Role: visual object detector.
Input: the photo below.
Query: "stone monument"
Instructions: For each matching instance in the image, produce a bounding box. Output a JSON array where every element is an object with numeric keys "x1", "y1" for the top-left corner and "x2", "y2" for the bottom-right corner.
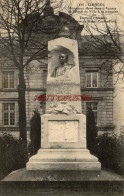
[{"x1": 26, "y1": 37, "x2": 101, "y2": 171}]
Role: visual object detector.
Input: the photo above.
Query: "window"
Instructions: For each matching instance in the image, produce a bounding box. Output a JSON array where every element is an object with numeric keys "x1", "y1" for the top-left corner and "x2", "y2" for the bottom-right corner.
[
  {"x1": 3, "y1": 103, "x2": 15, "y2": 126},
  {"x1": 2, "y1": 71, "x2": 14, "y2": 89},
  {"x1": 86, "y1": 71, "x2": 98, "y2": 87},
  {"x1": 86, "y1": 102, "x2": 98, "y2": 124}
]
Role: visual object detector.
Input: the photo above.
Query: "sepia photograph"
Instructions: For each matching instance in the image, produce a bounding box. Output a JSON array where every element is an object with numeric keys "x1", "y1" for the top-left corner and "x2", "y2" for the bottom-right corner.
[{"x1": 0, "y1": 0, "x2": 124, "y2": 195}]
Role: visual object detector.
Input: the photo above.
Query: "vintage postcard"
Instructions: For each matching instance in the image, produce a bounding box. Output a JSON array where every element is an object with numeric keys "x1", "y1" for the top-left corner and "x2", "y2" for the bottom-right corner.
[{"x1": 0, "y1": 0, "x2": 124, "y2": 195}]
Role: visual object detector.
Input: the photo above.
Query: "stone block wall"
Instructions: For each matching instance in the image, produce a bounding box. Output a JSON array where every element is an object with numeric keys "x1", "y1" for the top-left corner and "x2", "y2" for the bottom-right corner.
[
  {"x1": 0, "y1": 57, "x2": 114, "y2": 134},
  {"x1": 0, "y1": 64, "x2": 19, "y2": 131},
  {"x1": 81, "y1": 90, "x2": 113, "y2": 129},
  {"x1": 79, "y1": 57, "x2": 114, "y2": 132},
  {"x1": 24, "y1": 61, "x2": 47, "y2": 127}
]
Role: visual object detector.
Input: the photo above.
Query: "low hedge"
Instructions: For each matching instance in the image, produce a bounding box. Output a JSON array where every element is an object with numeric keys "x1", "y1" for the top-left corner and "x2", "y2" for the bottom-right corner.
[
  {"x1": 0, "y1": 131, "x2": 123, "y2": 180},
  {"x1": 0, "y1": 132, "x2": 28, "y2": 180},
  {"x1": 93, "y1": 133, "x2": 124, "y2": 175}
]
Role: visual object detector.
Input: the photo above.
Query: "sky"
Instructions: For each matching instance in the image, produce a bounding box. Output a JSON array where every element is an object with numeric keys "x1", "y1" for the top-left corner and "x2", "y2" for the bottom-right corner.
[{"x1": 52, "y1": 0, "x2": 124, "y2": 35}]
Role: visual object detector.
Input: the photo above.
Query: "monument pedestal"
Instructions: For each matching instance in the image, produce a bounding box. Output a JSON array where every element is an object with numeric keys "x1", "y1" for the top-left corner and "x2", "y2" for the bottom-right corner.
[
  {"x1": 27, "y1": 149, "x2": 101, "y2": 170},
  {"x1": 27, "y1": 114, "x2": 101, "y2": 171}
]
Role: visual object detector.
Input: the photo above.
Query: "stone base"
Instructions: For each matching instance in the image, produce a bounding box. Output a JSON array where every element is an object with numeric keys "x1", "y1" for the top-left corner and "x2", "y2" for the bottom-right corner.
[{"x1": 26, "y1": 149, "x2": 101, "y2": 171}]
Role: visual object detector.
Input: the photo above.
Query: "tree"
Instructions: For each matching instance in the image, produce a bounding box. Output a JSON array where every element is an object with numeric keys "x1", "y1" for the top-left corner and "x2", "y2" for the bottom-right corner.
[
  {"x1": 0, "y1": 0, "x2": 50, "y2": 143},
  {"x1": 0, "y1": 0, "x2": 79, "y2": 143},
  {"x1": 83, "y1": 14, "x2": 124, "y2": 84},
  {"x1": 62, "y1": 3, "x2": 124, "y2": 83},
  {"x1": 1, "y1": 0, "x2": 122, "y2": 144}
]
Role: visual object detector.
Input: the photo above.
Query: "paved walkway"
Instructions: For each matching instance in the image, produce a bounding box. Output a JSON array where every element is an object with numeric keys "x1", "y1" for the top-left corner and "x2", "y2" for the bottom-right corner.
[
  {"x1": 0, "y1": 187, "x2": 123, "y2": 196},
  {"x1": 1, "y1": 169, "x2": 124, "y2": 196},
  {"x1": 2, "y1": 168, "x2": 124, "y2": 181}
]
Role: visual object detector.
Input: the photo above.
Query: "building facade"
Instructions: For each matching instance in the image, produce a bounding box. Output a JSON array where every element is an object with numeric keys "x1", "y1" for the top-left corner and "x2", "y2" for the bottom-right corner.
[
  {"x1": 0, "y1": 43, "x2": 115, "y2": 137},
  {"x1": 0, "y1": 8, "x2": 116, "y2": 138}
]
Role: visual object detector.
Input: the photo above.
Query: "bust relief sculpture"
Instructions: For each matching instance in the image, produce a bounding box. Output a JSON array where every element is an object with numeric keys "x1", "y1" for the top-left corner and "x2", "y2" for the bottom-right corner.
[{"x1": 51, "y1": 53, "x2": 74, "y2": 77}]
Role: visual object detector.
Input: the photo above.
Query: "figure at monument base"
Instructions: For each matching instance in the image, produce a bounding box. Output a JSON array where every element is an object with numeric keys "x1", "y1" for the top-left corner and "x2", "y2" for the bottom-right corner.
[{"x1": 26, "y1": 38, "x2": 101, "y2": 171}]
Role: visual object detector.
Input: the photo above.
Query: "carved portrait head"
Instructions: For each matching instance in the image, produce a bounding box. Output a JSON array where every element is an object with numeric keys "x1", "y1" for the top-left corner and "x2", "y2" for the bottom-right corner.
[
  {"x1": 59, "y1": 53, "x2": 68, "y2": 65},
  {"x1": 49, "y1": 45, "x2": 75, "y2": 78}
]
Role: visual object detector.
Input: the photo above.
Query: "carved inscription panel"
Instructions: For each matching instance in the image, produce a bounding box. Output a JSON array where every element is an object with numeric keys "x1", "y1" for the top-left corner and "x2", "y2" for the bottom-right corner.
[{"x1": 48, "y1": 120, "x2": 79, "y2": 142}]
